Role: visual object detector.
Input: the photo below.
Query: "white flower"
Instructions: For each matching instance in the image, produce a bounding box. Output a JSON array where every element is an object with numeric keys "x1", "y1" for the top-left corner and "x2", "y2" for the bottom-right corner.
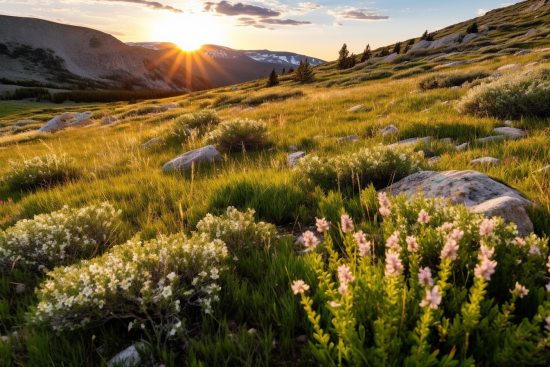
[
  {"x1": 513, "y1": 282, "x2": 529, "y2": 298},
  {"x1": 291, "y1": 280, "x2": 309, "y2": 295},
  {"x1": 419, "y1": 286, "x2": 442, "y2": 309},
  {"x1": 418, "y1": 267, "x2": 433, "y2": 287},
  {"x1": 162, "y1": 286, "x2": 172, "y2": 299},
  {"x1": 529, "y1": 245, "x2": 542, "y2": 256},
  {"x1": 315, "y1": 217, "x2": 330, "y2": 233},
  {"x1": 166, "y1": 272, "x2": 176, "y2": 281}
]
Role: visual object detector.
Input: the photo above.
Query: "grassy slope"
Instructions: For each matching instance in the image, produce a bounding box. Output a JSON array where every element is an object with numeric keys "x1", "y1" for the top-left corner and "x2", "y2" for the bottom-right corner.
[{"x1": 1, "y1": 0, "x2": 550, "y2": 365}]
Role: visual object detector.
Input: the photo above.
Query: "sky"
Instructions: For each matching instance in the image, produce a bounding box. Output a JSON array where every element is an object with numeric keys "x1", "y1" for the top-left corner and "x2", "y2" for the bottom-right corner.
[{"x1": 0, "y1": 0, "x2": 519, "y2": 60}]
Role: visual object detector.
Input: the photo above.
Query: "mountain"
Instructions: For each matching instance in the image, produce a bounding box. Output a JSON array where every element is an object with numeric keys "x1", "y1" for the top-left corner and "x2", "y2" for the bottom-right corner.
[
  {"x1": 126, "y1": 43, "x2": 326, "y2": 86},
  {"x1": 0, "y1": 16, "x2": 213, "y2": 91}
]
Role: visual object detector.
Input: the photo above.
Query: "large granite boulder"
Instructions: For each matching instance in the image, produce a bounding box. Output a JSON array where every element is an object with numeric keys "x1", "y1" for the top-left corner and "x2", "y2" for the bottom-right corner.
[
  {"x1": 288, "y1": 151, "x2": 306, "y2": 168},
  {"x1": 471, "y1": 196, "x2": 533, "y2": 236},
  {"x1": 462, "y1": 33, "x2": 479, "y2": 44},
  {"x1": 498, "y1": 64, "x2": 522, "y2": 71},
  {"x1": 384, "y1": 53, "x2": 398, "y2": 62},
  {"x1": 162, "y1": 145, "x2": 221, "y2": 172},
  {"x1": 409, "y1": 40, "x2": 433, "y2": 52},
  {"x1": 493, "y1": 127, "x2": 526, "y2": 139},
  {"x1": 38, "y1": 113, "x2": 75, "y2": 132},
  {"x1": 429, "y1": 33, "x2": 462, "y2": 49},
  {"x1": 69, "y1": 112, "x2": 92, "y2": 127}
]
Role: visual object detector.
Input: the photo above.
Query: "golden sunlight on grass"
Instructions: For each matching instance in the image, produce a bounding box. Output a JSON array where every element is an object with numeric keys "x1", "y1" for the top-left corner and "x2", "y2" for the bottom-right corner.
[{"x1": 153, "y1": 13, "x2": 225, "y2": 51}]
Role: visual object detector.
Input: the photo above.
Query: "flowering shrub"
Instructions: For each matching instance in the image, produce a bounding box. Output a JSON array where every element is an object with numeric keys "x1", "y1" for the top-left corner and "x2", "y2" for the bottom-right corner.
[
  {"x1": 30, "y1": 233, "x2": 228, "y2": 332},
  {"x1": 456, "y1": 67, "x2": 550, "y2": 118},
  {"x1": 0, "y1": 203, "x2": 121, "y2": 270},
  {"x1": 203, "y1": 118, "x2": 269, "y2": 151},
  {"x1": 292, "y1": 193, "x2": 550, "y2": 365},
  {"x1": 196, "y1": 206, "x2": 276, "y2": 249},
  {"x1": 1, "y1": 154, "x2": 80, "y2": 190},
  {"x1": 295, "y1": 146, "x2": 420, "y2": 190}
]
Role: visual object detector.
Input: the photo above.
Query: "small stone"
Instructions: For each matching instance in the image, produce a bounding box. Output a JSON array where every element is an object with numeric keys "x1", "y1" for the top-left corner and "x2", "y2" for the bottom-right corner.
[
  {"x1": 142, "y1": 137, "x2": 163, "y2": 148},
  {"x1": 347, "y1": 104, "x2": 365, "y2": 112},
  {"x1": 288, "y1": 151, "x2": 306, "y2": 168},
  {"x1": 231, "y1": 86, "x2": 238, "y2": 91},
  {"x1": 244, "y1": 107, "x2": 255, "y2": 112},
  {"x1": 456, "y1": 142, "x2": 469, "y2": 151},
  {"x1": 493, "y1": 127, "x2": 527, "y2": 139},
  {"x1": 381, "y1": 125, "x2": 399, "y2": 135},
  {"x1": 108, "y1": 345, "x2": 141, "y2": 367},
  {"x1": 515, "y1": 50, "x2": 532, "y2": 56},
  {"x1": 337, "y1": 135, "x2": 358, "y2": 143},
  {"x1": 420, "y1": 109, "x2": 432, "y2": 113},
  {"x1": 471, "y1": 157, "x2": 500, "y2": 165},
  {"x1": 11, "y1": 126, "x2": 21, "y2": 131},
  {"x1": 537, "y1": 165, "x2": 550, "y2": 172},
  {"x1": 497, "y1": 64, "x2": 522, "y2": 71},
  {"x1": 389, "y1": 137, "x2": 430, "y2": 148},
  {"x1": 476, "y1": 135, "x2": 505, "y2": 144},
  {"x1": 428, "y1": 156, "x2": 441, "y2": 163},
  {"x1": 162, "y1": 145, "x2": 221, "y2": 172},
  {"x1": 160, "y1": 103, "x2": 177, "y2": 109},
  {"x1": 15, "y1": 284, "x2": 26, "y2": 293},
  {"x1": 410, "y1": 90, "x2": 422, "y2": 94},
  {"x1": 524, "y1": 28, "x2": 537, "y2": 37},
  {"x1": 289, "y1": 145, "x2": 298, "y2": 152},
  {"x1": 504, "y1": 120, "x2": 513, "y2": 126},
  {"x1": 471, "y1": 196, "x2": 533, "y2": 236}
]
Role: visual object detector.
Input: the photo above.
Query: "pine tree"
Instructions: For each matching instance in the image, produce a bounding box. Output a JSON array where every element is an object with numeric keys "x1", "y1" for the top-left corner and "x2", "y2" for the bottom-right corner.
[
  {"x1": 337, "y1": 43, "x2": 350, "y2": 70},
  {"x1": 407, "y1": 39, "x2": 415, "y2": 46},
  {"x1": 421, "y1": 30, "x2": 429, "y2": 40},
  {"x1": 360, "y1": 44, "x2": 371, "y2": 63},
  {"x1": 426, "y1": 33, "x2": 434, "y2": 41},
  {"x1": 267, "y1": 68, "x2": 279, "y2": 87},
  {"x1": 403, "y1": 44, "x2": 411, "y2": 54},
  {"x1": 346, "y1": 53, "x2": 357, "y2": 68},
  {"x1": 466, "y1": 22, "x2": 478, "y2": 34},
  {"x1": 288, "y1": 67, "x2": 295, "y2": 74},
  {"x1": 379, "y1": 47, "x2": 390, "y2": 57},
  {"x1": 282, "y1": 67, "x2": 286, "y2": 74},
  {"x1": 393, "y1": 42, "x2": 401, "y2": 54},
  {"x1": 293, "y1": 59, "x2": 315, "y2": 83}
]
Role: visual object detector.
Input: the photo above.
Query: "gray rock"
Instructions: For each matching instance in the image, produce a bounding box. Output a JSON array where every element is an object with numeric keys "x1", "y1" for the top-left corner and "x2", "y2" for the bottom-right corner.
[
  {"x1": 160, "y1": 103, "x2": 177, "y2": 109},
  {"x1": 524, "y1": 28, "x2": 537, "y2": 37},
  {"x1": 462, "y1": 33, "x2": 479, "y2": 44},
  {"x1": 384, "y1": 53, "x2": 398, "y2": 62},
  {"x1": 108, "y1": 344, "x2": 141, "y2": 367},
  {"x1": 162, "y1": 145, "x2": 221, "y2": 172},
  {"x1": 493, "y1": 127, "x2": 526, "y2": 139},
  {"x1": 471, "y1": 157, "x2": 500, "y2": 165},
  {"x1": 442, "y1": 60, "x2": 468, "y2": 68},
  {"x1": 102, "y1": 116, "x2": 118, "y2": 125},
  {"x1": 476, "y1": 135, "x2": 505, "y2": 144},
  {"x1": 471, "y1": 196, "x2": 533, "y2": 236},
  {"x1": 442, "y1": 101, "x2": 449, "y2": 104},
  {"x1": 430, "y1": 33, "x2": 463, "y2": 49},
  {"x1": 142, "y1": 137, "x2": 163, "y2": 148},
  {"x1": 337, "y1": 135, "x2": 358, "y2": 143},
  {"x1": 525, "y1": 62, "x2": 539, "y2": 67},
  {"x1": 409, "y1": 40, "x2": 433, "y2": 52},
  {"x1": 244, "y1": 107, "x2": 255, "y2": 112},
  {"x1": 288, "y1": 151, "x2": 306, "y2": 168},
  {"x1": 38, "y1": 113, "x2": 75, "y2": 133},
  {"x1": 381, "y1": 125, "x2": 399, "y2": 135},
  {"x1": 515, "y1": 50, "x2": 532, "y2": 56},
  {"x1": 456, "y1": 142, "x2": 469, "y2": 151},
  {"x1": 347, "y1": 105, "x2": 365, "y2": 112},
  {"x1": 69, "y1": 111, "x2": 93, "y2": 127},
  {"x1": 504, "y1": 120, "x2": 513, "y2": 126},
  {"x1": 289, "y1": 144, "x2": 298, "y2": 152},
  {"x1": 497, "y1": 64, "x2": 522, "y2": 71},
  {"x1": 389, "y1": 137, "x2": 430, "y2": 148},
  {"x1": 11, "y1": 126, "x2": 21, "y2": 131},
  {"x1": 231, "y1": 86, "x2": 238, "y2": 91},
  {"x1": 537, "y1": 165, "x2": 550, "y2": 172}
]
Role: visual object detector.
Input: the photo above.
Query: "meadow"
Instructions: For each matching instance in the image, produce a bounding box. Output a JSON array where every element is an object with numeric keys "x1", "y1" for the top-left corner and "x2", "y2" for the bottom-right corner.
[{"x1": 2, "y1": 2, "x2": 550, "y2": 365}]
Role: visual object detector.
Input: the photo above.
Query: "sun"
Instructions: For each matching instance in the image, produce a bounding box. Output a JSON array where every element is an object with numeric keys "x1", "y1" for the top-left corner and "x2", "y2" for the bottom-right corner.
[{"x1": 153, "y1": 13, "x2": 225, "y2": 52}]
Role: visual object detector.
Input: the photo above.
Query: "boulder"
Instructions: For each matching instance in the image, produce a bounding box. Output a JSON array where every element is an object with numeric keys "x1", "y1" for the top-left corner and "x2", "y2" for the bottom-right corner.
[
  {"x1": 456, "y1": 143, "x2": 469, "y2": 151},
  {"x1": 409, "y1": 40, "x2": 433, "y2": 52},
  {"x1": 160, "y1": 103, "x2": 177, "y2": 109},
  {"x1": 493, "y1": 127, "x2": 526, "y2": 139},
  {"x1": 524, "y1": 28, "x2": 537, "y2": 37},
  {"x1": 102, "y1": 116, "x2": 118, "y2": 125},
  {"x1": 108, "y1": 344, "x2": 141, "y2": 367},
  {"x1": 476, "y1": 135, "x2": 505, "y2": 144},
  {"x1": 337, "y1": 135, "x2": 358, "y2": 143},
  {"x1": 471, "y1": 196, "x2": 533, "y2": 236},
  {"x1": 471, "y1": 157, "x2": 500, "y2": 165},
  {"x1": 461, "y1": 33, "x2": 479, "y2": 44},
  {"x1": 537, "y1": 165, "x2": 550, "y2": 172},
  {"x1": 504, "y1": 120, "x2": 513, "y2": 126},
  {"x1": 429, "y1": 33, "x2": 463, "y2": 49},
  {"x1": 389, "y1": 137, "x2": 430, "y2": 148},
  {"x1": 69, "y1": 111, "x2": 93, "y2": 127},
  {"x1": 38, "y1": 113, "x2": 75, "y2": 133},
  {"x1": 384, "y1": 53, "x2": 398, "y2": 62},
  {"x1": 381, "y1": 125, "x2": 399, "y2": 135},
  {"x1": 515, "y1": 50, "x2": 532, "y2": 56},
  {"x1": 288, "y1": 151, "x2": 306, "y2": 168},
  {"x1": 162, "y1": 145, "x2": 221, "y2": 172},
  {"x1": 497, "y1": 64, "x2": 522, "y2": 71},
  {"x1": 142, "y1": 137, "x2": 163, "y2": 148},
  {"x1": 231, "y1": 86, "x2": 238, "y2": 91},
  {"x1": 347, "y1": 105, "x2": 364, "y2": 112}
]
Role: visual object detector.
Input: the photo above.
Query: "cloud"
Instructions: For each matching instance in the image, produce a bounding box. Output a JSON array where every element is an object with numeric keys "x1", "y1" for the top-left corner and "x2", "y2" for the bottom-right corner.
[
  {"x1": 99, "y1": 0, "x2": 183, "y2": 13},
  {"x1": 297, "y1": 2, "x2": 321, "y2": 10},
  {"x1": 31, "y1": 7, "x2": 71, "y2": 12},
  {"x1": 253, "y1": 24, "x2": 274, "y2": 30},
  {"x1": 477, "y1": 8, "x2": 488, "y2": 15},
  {"x1": 204, "y1": 1, "x2": 280, "y2": 18},
  {"x1": 260, "y1": 18, "x2": 311, "y2": 25},
  {"x1": 329, "y1": 7, "x2": 389, "y2": 21}
]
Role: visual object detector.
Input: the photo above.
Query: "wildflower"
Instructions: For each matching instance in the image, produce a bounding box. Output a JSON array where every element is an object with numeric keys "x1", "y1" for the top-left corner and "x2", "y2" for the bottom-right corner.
[
  {"x1": 406, "y1": 236, "x2": 419, "y2": 252},
  {"x1": 474, "y1": 256, "x2": 497, "y2": 281},
  {"x1": 385, "y1": 250, "x2": 404, "y2": 277},
  {"x1": 479, "y1": 219, "x2": 493, "y2": 237},
  {"x1": 341, "y1": 215, "x2": 354, "y2": 233},
  {"x1": 302, "y1": 231, "x2": 319, "y2": 249},
  {"x1": 166, "y1": 272, "x2": 176, "y2": 281},
  {"x1": 338, "y1": 283, "x2": 348, "y2": 295},
  {"x1": 440, "y1": 222, "x2": 453, "y2": 231},
  {"x1": 419, "y1": 286, "x2": 442, "y2": 309},
  {"x1": 546, "y1": 282, "x2": 550, "y2": 292},
  {"x1": 546, "y1": 316, "x2": 550, "y2": 331},
  {"x1": 291, "y1": 280, "x2": 310, "y2": 295},
  {"x1": 418, "y1": 267, "x2": 433, "y2": 286},
  {"x1": 128, "y1": 321, "x2": 134, "y2": 332},
  {"x1": 354, "y1": 231, "x2": 371, "y2": 256},
  {"x1": 337, "y1": 264, "x2": 355, "y2": 284},
  {"x1": 386, "y1": 232, "x2": 401, "y2": 251},
  {"x1": 513, "y1": 282, "x2": 529, "y2": 298},
  {"x1": 417, "y1": 209, "x2": 431, "y2": 224},
  {"x1": 329, "y1": 301, "x2": 341, "y2": 307},
  {"x1": 378, "y1": 192, "x2": 391, "y2": 208},
  {"x1": 547, "y1": 255, "x2": 550, "y2": 272},
  {"x1": 441, "y1": 239, "x2": 459, "y2": 260},
  {"x1": 529, "y1": 245, "x2": 542, "y2": 256},
  {"x1": 379, "y1": 206, "x2": 391, "y2": 217},
  {"x1": 450, "y1": 228, "x2": 464, "y2": 241},
  {"x1": 480, "y1": 244, "x2": 495, "y2": 259},
  {"x1": 512, "y1": 237, "x2": 526, "y2": 247},
  {"x1": 315, "y1": 217, "x2": 330, "y2": 233}
]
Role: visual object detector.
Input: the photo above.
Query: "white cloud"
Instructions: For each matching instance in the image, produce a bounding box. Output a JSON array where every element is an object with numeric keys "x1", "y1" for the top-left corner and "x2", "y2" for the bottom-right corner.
[{"x1": 477, "y1": 9, "x2": 488, "y2": 15}]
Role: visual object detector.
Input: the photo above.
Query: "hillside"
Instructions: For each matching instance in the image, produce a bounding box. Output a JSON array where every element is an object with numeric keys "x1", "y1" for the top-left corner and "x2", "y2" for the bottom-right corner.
[{"x1": 2, "y1": 0, "x2": 550, "y2": 366}]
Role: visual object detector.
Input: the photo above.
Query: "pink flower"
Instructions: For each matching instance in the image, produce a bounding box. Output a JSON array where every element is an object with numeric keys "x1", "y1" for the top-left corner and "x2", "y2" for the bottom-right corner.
[
  {"x1": 514, "y1": 282, "x2": 529, "y2": 298},
  {"x1": 341, "y1": 214, "x2": 354, "y2": 233},
  {"x1": 337, "y1": 264, "x2": 355, "y2": 284},
  {"x1": 418, "y1": 267, "x2": 433, "y2": 286},
  {"x1": 386, "y1": 231, "x2": 401, "y2": 251},
  {"x1": 315, "y1": 217, "x2": 330, "y2": 233},
  {"x1": 338, "y1": 283, "x2": 348, "y2": 295},
  {"x1": 417, "y1": 209, "x2": 431, "y2": 224},
  {"x1": 450, "y1": 228, "x2": 464, "y2": 241},
  {"x1": 441, "y1": 239, "x2": 459, "y2": 260},
  {"x1": 385, "y1": 250, "x2": 404, "y2": 277},
  {"x1": 379, "y1": 207, "x2": 391, "y2": 217},
  {"x1": 354, "y1": 231, "x2": 371, "y2": 256},
  {"x1": 440, "y1": 222, "x2": 453, "y2": 231},
  {"x1": 529, "y1": 245, "x2": 541, "y2": 256},
  {"x1": 406, "y1": 236, "x2": 419, "y2": 252},
  {"x1": 512, "y1": 237, "x2": 526, "y2": 247},
  {"x1": 291, "y1": 280, "x2": 310, "y2": 295},
  {"x1": 474, "y1": 256, "x2": 497, "y2": 281},
  {"x1": 546, "y1": 316, "x2": 550, "y2": 331},
  {"x1": 359, "y1": 241, "x2": 372, "y2": 256},
  {"x1": 378, "y1": 192, "x2": 391, "y2": 208},
  {"x1": 479, "y1": 244, "x2": 495, "y2": 259},
  {"x1": 419, "y1": 286, "x2": 442, "y2": 309},
  {"x1": 479, "y1": 219, "x2": 493, "y2": 237},
  {"x1": 546, "y1": 255, "x2": 550, "y2": 272},
  {"x1": 302, "y1": 231, "x2": 319, "y2": 249},
  {"x1": 546, "y1": 282, "x2": 550, "y2": 292},
  {"x1": 329, "y1": 301, "x2": 341, "y2": 307}
]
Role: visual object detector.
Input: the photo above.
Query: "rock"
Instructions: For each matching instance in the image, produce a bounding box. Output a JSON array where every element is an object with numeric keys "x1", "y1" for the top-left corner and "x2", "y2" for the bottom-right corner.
[
  {"x1": 244, "y1": 107, "x2": 255, "y2": 112},
  {"x1": 289, "y1": 145, "x2": 298, "y2": 152},
  {"x1": 525, "y1": 62, "x2": 539, "y2": 67},
  {"x1": 462, "y1": 33, "x2": 479, "y2": 44},
  {"x1": 537, "y1": 165, "x2": 550, "y2": 172},
  {"x1": 160, "y1": 103, "x2": 177, "y2": 109},
  {"x1": 142, "y1": 137, "x2": 163, "y2": 148},
  {"x1": 381, "y1": 125, "x2": 399, "y2": 135},
  {"x1": 102, "y1": 116, "x2": 118, "y2": 125},
  {"x1": 451, "y1": 86, "x2": 462, "y2": 90},
  {"x1": 434, "y1": 99, "x2": 442, "y2": 104},
  {"x1": 515, "y1": 50, "x2": 532, "y2": 56},
  {"x1": 493, "y1": 127, "x2": 526, "y2": 139},
  {"x1": 456, "y1": 143, "x2": 469, "y2": 151},
  {"x1": 38, "y1": 113, "x2": 75, "y2": 133},
  {"x1": 347, "y1": 105, "x2": 364, "y2": 112},
  {"x1": 108, "y1": 345, "x2": 141, "y2": 367},
  {"x1": 69, "y1": 111, "x2": 93, "y2": 127},
  {"x1": 471, "y1": 157, "x2": 500, "y2": 165},
  {"x1": 497, "y1": 64, "x2": 522, "y2": 71},
  {"x1": 389, "y1": 137, "x2": 430, "y2": 148},
  {"x1": 337, "y1": 135, "x2": 358, "y2": 143},
  {"x1": 442, "y1": 101, "x2": 449, "y2": 104},
  {"x1": 424, "y1": 149, "x2": 435, "y2": 158},
  {"x1": 288, "y1": 151, "x2": 305, "y2": 168},
  {"x1": 471, "y1": 196, "x2": 533, "y2": 236},
  {"x1": 524, "y1": 28, "x2": 537, "y2": 37},
  {"x1": 504, "y1": 120, "x2": 513, "y2": 126},
  {"x1": 384, "y1": 53, "x2": 398, "y2": 62},
  {"x1": 442, "y1": 60, "x2": 468, "y2": 68},
  {"x1": 295, "y1": 335, "x2": 308, "y2": 343},
  {"x1": 476, "y1": 135, "x2": 505, "y2": 144},
  {"x1": 162, "y1": 145, "x2": 221, "y2": 172},
  {"x1": 231, "y1": 86, "x2": 238, "y2": 91},
  {"x1": 11, "y1": 126, "x2": 21, "y2": 131},
  {"x1": 15, "y1": 284, "x2": 26, "y2": 293},
  {"x1": 420, "y1": 109, "x2": 432, "y2": 113},
  {"x1": 409, "y1": 40, "x2": 433, "y2": 52},
  {"x1": 430, "y1": 33, "x2": 463, "y2": 49}
]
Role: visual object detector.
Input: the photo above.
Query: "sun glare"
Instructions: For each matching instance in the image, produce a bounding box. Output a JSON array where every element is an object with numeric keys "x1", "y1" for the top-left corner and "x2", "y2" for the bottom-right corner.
[{"x1": 153, "y1": 13, "x2": 224, "y2": 52}]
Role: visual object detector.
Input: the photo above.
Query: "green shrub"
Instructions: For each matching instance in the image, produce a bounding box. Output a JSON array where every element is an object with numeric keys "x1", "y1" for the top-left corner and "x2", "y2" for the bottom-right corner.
[
  {"x1": 391, "y1": 65, "x2": 434, "y2": 80},
  {"x1": 0, "y1": 203, "x2": 121, "y2": 270},
  {"x1": 295, "y1": 146, "x2": 420, "y2": 191},
  {"x1": 1, "y1": 154, "x2": 80, "y2": 191},
  {"x1": 210, "y1": 94, "x2": 245, "y2": 108},
  {"x1": 456, "y1": 67, "x2": 550, "y2": 118},
  {"x1": 419, "y1": 70, "x2": 491, "y2": 89},
  {"x1": 203, "y1": 118, "x2": 269, "y2": 151},
  {"x1": 241, "y1": 90, "x2": 303, "y2": 105},
  {"x1": 173, "y1": 110, "x2": 220, "y2": 129},
  {"x1": 292, "y1": 194, "x2": 550, "y2": 366}
]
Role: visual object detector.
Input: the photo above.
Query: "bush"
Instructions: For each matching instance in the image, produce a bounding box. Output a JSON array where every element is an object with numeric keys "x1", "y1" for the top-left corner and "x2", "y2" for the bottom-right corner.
[
  {"x1": 419, "y1": 70, "x2": 491, "y2": 89},
  {"x1": 456, "y1": 67, "x2": 550, "y2": 119},
  {"x1": 173, "y1": 110, "x2": 220, "y2": 129},
  {"x1": 241, "y1": 90, "x2": 303, "y2": 105},
  {"x1": 1, "y1": 154, "x2": 80, "y2": 191},
  {"x1": 0, "y1": 203, "x2": 121, "y2": 270},
  {"x1": 292, "y1": 194, "x2": 550, "y2": 365},
  {"x1": 30, "y1": 232, "x2": 229, "y2": 332},
  {"x1": 295, "y1": 146, "x2": 420, "y2": 190},
  {"x1": 203, "y1": 118, "x2": 269, "y2": 151}
]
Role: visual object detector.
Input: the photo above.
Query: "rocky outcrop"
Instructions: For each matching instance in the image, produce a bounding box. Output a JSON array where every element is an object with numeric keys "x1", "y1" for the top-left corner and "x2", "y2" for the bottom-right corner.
[
  {"x1": 108, "y1": 344, "x2": 141, "y2": 367},
  {"x1": 347, "y1": 105, "x2": 365, "y2": 112},
  {"x1": 498, "y1": 64, "x2": 522, "y2": 71},
  {"x1": 38, "y1": 113, "x2": 75, "y2": 133},
  {"x1": 384, "y1": 53, "x2": 398, "y2": 62},
  {"x1": 515, "y1": 50, "x2": 532, "y2": 56},
  {"x1": 69, "y1": 112, "x2": 92, "y2": 127},
  {"x1": 493, "y1": 127, "x2": 527, "y2": 139},
  {"x1": 471, "y1": 196, "x2": 533, "y2": 236},
  {"x1": 288, "y1": 151, "x2": 306, "y2": 168},
  {"x1": 162, "y1": 145, "x2": 221, "y2": 172},
  {"x1": 142, "y1": 137, "x2": 163, "y2": 148},
  {"x1": 408, "y1": 33, "x2": 463, "y2": 53},
  {"x1": 461, "y1": 33, "x2": 479, "y2": 44},
  {"x1": 388, "y1": 137, "x2": 430, "y2": 148},
  {"x1": 471, "y1": 157, "x2": 500, "y2": 165},
  {"x1": 381, "y1": 125, "x2": 399, "y2": 135}
]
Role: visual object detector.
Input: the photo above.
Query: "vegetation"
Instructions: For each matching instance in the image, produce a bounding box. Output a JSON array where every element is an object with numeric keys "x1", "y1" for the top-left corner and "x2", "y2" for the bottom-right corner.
[
  {"x1": 267, "y1": 68, "x2": 279, "y2": 87},
  {"x1": 360, "y1": 44, "x2": 372, "y2": 62},
  {"x1": 293, "y1": 59, "x2": 316, "y2": 83},
  {"x1": 203, "y1": 118, "x2": 269, "y2": 151},
  {"x1": 419, "y1": 70, "x2": 492, "y2": 89}
]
